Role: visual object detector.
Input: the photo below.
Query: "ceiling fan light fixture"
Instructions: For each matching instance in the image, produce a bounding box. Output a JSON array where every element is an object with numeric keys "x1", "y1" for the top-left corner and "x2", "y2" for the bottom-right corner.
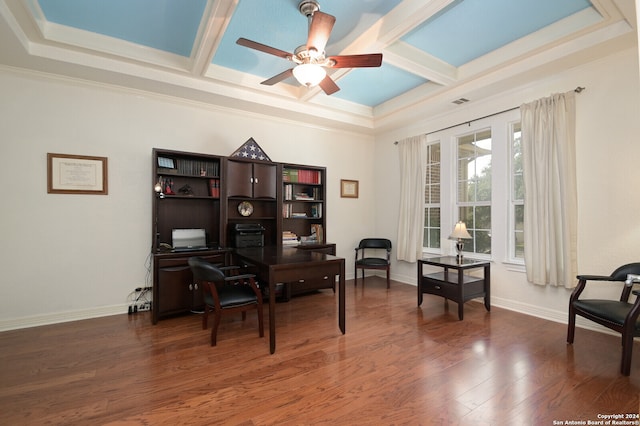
[{"x1": 292, "y1": 63, "x2": 326, "y2": 88}]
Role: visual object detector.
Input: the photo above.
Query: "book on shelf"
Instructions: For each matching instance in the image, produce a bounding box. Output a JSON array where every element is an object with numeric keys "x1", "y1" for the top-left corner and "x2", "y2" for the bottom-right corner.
[
  {"x1": 209, "y1": 179, "x2": 220, "y2": 198},
  {"x1": 311, "y1": 203, "x2": 322, "y2": 218},
  {"x1": 282, "y1": 231, "x2": 299, "y2": 245},
  {"x1": 294, "y1": 193, "x2": 313, "y2": 201},
  {"x1": 175, "y1": 158, "x2": 219, "y2": 177},
  {"x1": 310, "y1": 224, "x2": 323, "y2": 244},
  {"x1": 282, "y1": 168, "x2": 322, "y2": 184}
]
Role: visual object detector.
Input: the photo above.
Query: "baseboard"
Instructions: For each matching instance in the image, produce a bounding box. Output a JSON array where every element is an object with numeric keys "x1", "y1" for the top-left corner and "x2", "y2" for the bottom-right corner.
[
  {"x1": 487, "y1": 296, "x2": 618, "y2": 336},
  {"x1": 0, "y1": 283, "x2": 615, "y2": 337},
  {"x1": 0, "y1": 304, "x2": 127, "y2": 332}
]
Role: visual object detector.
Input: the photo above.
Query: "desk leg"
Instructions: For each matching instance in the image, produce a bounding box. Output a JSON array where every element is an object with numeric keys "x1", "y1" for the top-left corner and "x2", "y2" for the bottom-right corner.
[
  {"x1": 484, "y1": 265, "x2": 491, "y2": 312},
  {"x1": 269, "y1": 275, "x2": 276, "y2": 354},
  {"x1": 339, "y1": 259, "x2": 345, "y2": 334}
]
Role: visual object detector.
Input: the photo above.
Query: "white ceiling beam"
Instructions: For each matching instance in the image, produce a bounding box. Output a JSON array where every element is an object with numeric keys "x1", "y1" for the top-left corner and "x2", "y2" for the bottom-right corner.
[
  {"x1": 345, "y1": 0, "x2": 457, "y2": 53},
  {"x1": 383, "y1": 41, "x2": 457, "y2": 86},
  {"x1": 192, "y1": 0, "x2": 238, "y2": 77}
]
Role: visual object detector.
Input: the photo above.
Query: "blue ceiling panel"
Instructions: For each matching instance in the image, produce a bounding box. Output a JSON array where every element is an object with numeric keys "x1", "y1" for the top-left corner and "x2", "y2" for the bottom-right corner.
[
  {"x1": 401, "y1": 0, "x2": 594, "y2": 66},
  {"x1": 332, "y1": 63, "x2": 427, "y2": 107},
  {"x1": 38, "y1": 0, "x2": 207, "y2": 57}
]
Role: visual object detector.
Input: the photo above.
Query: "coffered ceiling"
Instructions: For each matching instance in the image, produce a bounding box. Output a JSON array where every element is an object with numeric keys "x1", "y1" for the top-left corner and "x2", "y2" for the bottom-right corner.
[{"x1": 0, "y1": 0, "x2": 636, "y2": 132}]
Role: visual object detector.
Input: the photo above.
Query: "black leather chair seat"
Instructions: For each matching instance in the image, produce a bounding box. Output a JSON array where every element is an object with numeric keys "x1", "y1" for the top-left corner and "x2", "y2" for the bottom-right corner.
[
  {"x1": 573, "y1": 300, "x2": 640, "y2": 330},
  {"x1": 357, "y1": 257, "x2": 389, "y2": 267},
  {"x1": 212, "y1": 285, "x2": 258, "y2": 307}
]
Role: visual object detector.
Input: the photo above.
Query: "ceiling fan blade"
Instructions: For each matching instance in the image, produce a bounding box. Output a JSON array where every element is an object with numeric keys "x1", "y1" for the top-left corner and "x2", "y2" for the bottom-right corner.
[
  {"x1": 328, "y1": 53, "x2": 383, "y2": 68},
  {"x1": 236, "y1": 37, "x2": 292, "y2": 60},
  {"x1": 261, "y1": 69, "x2": 294, "y2": 86},
  {"x1": 319, "y1": 75, "x2": 340, "y2": 95},
  {"x1": 306, "y1": 11, "x2": 335, "y2": 54}
]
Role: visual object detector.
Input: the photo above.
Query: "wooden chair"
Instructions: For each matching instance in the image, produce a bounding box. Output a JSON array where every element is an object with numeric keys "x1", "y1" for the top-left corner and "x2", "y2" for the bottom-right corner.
[
  {"x1": 354, "y1": 238, "x2": 392, "y2": 288},
  {"x1": 188, "y1": 257, "x2": 264, "y2": 346},
  {"x1": 567, "y1": 262, "x2": 640, "y2": 375}
]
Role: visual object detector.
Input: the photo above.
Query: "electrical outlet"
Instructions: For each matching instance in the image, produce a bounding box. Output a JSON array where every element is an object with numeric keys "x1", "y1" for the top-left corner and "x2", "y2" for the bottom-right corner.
[{"x1": 128, "y1": 302, "x2": 151, "y2": 313}]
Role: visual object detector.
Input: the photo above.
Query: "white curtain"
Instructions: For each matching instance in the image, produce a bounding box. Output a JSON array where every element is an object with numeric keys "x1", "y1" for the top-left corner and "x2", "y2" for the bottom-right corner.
[
  {"x1": 520, "y1": 92, "x2": 578, "y2": 288},
  {"x1": 396, "y1": 135, "x2": 427, "y2": 262}
]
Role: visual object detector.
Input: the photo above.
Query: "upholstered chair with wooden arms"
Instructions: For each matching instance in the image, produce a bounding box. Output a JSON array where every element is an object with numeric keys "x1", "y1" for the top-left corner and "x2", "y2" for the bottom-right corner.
[
  {"x1": 354, "y1": 238, "x2": 392, "y2": 289},
  {"x1": 567, "y1": 262, "x2": 640, "y2": 375},
  {"x1": 188, "y1": 257, "x2": 264, "y2": 346}
]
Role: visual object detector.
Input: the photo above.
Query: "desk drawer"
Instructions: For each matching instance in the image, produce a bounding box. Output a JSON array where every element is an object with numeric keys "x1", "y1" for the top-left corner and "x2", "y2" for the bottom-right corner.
[
  {"x1": 421, "y1": 278, "x2": 456, "y2": 299},
  {"x1": 291, "y1": 275, "x2": 335, "y2": 293}
]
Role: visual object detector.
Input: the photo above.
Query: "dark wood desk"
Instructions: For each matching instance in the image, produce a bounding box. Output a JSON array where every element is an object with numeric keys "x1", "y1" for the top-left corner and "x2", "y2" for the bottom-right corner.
[
  {"x1": 418, "y1": 256, "x2": 490, "y2": 320},
  {"x1": 234, "y1": 246, "x2": 346, "y2": 354}
]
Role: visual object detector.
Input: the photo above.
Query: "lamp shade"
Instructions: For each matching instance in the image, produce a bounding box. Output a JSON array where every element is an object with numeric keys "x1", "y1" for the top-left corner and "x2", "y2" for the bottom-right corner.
[
  {"x1": 292, "y1": 63, "x2": 326, "y2": 88},
  {"x1": 449, "y1": 221, "x2": 472, "y2": 240}
]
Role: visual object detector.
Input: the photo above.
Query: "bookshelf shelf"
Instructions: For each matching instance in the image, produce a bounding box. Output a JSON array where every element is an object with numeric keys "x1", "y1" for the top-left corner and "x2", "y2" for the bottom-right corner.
[{"x1": 280, "y1": 164, "x2": 326, "y2": 246}]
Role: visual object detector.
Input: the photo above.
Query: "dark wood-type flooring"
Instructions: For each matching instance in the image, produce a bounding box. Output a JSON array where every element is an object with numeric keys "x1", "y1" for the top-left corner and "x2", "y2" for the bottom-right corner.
[{"x1": 1, "y1": 277, "x2": 639, "y2": 425}]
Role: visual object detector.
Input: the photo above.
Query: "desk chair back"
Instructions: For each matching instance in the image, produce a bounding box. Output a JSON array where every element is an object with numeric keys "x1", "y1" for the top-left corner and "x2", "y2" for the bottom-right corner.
[{"x1": 188, "y1": 257, "x2": 264, "y2": 346}]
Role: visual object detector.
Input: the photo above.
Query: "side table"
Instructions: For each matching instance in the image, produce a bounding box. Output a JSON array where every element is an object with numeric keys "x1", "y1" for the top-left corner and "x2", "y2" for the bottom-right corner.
[{"x1": 417, "y1": 256, "x2": 490, "y2": 320}]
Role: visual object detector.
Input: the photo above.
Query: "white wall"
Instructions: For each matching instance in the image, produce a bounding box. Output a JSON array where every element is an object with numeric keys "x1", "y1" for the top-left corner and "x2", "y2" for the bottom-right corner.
[
  {"x1": 2, "y1": 46, "x2": 639, "y2": 331},
  {"x1": 0, "y1": 69, "x2": 376, "y2": 329},
  {"x1": 375, "y1": 47, "x2": 640, "y2": 324}
]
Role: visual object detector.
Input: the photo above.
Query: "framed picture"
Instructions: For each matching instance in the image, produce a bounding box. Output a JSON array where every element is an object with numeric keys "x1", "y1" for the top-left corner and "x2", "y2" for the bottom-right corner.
[
  {"x1": 340, "y1": 179, "x2": 359, "y2": 198},
  {"x1": 47, "y1": 153, "x2": 108, "y2": 195}
]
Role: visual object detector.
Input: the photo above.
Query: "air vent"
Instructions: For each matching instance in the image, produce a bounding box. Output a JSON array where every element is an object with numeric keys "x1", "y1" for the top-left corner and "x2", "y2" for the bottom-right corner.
[{"x1": 452, "y1": 98, "x2": 470, "y2": 105}]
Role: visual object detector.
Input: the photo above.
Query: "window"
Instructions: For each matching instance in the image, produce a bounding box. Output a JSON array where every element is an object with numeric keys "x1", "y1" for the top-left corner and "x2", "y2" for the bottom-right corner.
[
  {"x1": 423, "y1": 108, "x2": 520, "y2": 263},
  {"x1": 510, "y1": 122, "x2": 524, "y2": 261},
  {"x1": 457, "y1": 130, "x2": 492, "y2": 255},
  {"x1": 423, "y1": 143, "x2": 441, "y2": 249}
]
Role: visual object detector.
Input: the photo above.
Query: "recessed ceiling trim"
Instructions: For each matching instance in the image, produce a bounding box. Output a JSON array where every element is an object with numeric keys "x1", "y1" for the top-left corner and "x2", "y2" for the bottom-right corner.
[{"x1": 40, "y1": 21, "x2": 193, "y2": 72}]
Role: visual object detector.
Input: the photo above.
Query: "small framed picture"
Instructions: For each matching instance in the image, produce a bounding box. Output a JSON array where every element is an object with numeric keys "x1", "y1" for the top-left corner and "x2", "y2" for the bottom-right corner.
[
  {"x1": 340, "y1": 179, "x2": 359, "y2": 198},
  {"x1": 47, "y1": 153, "x2": 108, "y2": 195},
  {"x1": 157, "y1": 157, "x2": 176, "y2": 169}
]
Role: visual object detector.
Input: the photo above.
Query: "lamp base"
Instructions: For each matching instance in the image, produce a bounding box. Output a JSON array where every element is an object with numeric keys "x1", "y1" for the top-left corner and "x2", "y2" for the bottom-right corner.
[{"x1": 455, "y1": 239, "x2": 464, "y2": 263}]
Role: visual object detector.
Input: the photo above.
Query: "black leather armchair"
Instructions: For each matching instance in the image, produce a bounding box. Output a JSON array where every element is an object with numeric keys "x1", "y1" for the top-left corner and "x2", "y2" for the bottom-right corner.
[
  {"x1": 354, "y1": 238, "x2": 392, "y2": 288},
  {"x1": 567, "y1": 262, "x2": 640, "y2": 375},
  {"x1": 188, "y1": 257, "x2": 264, "y2": 346}
]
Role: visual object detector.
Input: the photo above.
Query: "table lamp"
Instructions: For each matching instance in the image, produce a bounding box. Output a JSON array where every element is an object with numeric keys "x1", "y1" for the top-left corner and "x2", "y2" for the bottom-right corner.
[{"x1": 449, "y1": 221, "x2": 472, "y2": 262}]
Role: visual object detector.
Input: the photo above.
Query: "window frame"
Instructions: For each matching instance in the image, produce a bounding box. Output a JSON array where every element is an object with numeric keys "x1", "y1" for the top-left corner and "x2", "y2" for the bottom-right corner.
[
  {"x1": 422, "y1": 108, "x2": 521, "y2": 264},
  {"x1": 422, "y1": 141, "x2": 442, "y2": 252},
  {"x1": 509, "y1": 120, "x2": 525, "y2": 264},
  {"x1": 455, "y1": 128, "x2": 492, "y2": 257}
]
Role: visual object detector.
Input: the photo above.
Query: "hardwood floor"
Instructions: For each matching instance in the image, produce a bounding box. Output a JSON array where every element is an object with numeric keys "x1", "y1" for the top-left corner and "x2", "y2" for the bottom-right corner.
[{"x1": 1, "y1": 277, "x2": 639, "y2": 425}]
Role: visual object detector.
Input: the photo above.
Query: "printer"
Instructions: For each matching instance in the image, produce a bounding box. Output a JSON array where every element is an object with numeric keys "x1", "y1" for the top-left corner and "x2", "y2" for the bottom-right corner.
[{"x1": 232, "y1": 223, "x2": 265, "y2": 248}]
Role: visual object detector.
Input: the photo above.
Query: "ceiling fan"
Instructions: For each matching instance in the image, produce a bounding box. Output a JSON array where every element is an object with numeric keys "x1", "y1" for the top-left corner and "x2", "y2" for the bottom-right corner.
[{"x1": 236, "y1": 0, "x2": 383, "y2": 95}]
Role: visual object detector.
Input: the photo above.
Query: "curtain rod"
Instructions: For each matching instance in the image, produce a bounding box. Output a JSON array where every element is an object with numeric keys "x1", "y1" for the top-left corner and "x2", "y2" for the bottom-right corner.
[{"x1": 394, "y1": 86, "x2": 585, "y2": 144}]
